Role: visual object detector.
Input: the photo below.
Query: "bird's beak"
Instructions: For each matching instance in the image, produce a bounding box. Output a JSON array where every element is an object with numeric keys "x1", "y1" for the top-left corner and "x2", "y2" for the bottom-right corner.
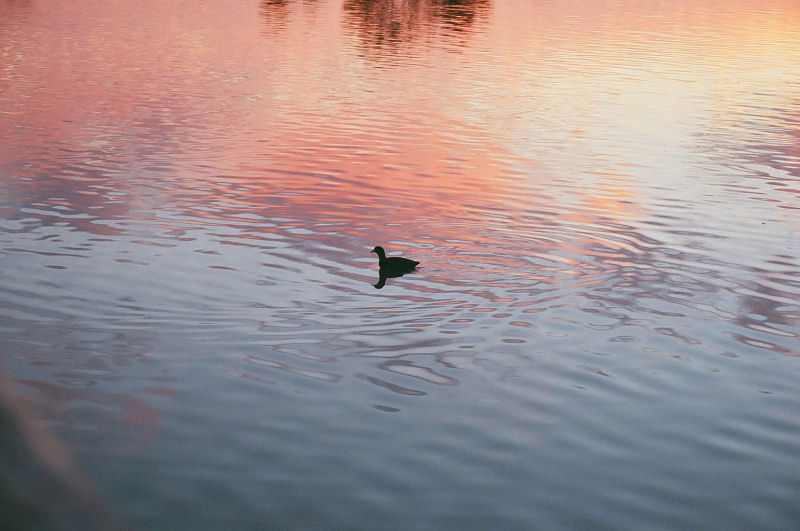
[{"x1": 370, "y1": 249, "x2": 375, "y2": 253}]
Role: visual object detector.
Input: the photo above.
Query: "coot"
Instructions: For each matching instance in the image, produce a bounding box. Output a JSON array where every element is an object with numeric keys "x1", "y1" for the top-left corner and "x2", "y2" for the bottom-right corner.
[{"x1": 371, "y1": 246, "x2": 419, "y2": 273}]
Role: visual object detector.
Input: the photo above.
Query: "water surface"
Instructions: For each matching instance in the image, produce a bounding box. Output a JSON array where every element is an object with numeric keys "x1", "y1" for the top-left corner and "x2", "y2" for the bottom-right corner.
[{"x1": 1, "y1": 0, "x2": 800, "y2": 528}]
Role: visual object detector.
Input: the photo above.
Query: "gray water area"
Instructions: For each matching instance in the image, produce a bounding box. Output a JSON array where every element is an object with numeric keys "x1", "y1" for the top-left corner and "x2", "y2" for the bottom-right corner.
[{"x1": 2, "y1": 0, "x2": 800, "y2": 528}]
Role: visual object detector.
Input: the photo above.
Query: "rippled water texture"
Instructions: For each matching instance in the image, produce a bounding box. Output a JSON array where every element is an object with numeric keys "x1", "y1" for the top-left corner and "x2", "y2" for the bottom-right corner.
[{"x1": 2, "y1": 0, "x2": 800, "y2": 528}]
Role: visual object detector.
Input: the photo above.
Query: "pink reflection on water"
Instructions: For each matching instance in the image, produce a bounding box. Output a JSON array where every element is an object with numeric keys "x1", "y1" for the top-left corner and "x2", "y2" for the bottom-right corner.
[{"x1": 3, "y1": 0, "x2": 799, "y2": 238}]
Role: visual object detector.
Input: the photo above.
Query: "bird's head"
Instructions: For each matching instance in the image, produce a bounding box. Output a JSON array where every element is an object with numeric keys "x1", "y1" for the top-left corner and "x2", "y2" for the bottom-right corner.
[{"x1": 371, "y1": 246, "x2": 385, "y2": 255}]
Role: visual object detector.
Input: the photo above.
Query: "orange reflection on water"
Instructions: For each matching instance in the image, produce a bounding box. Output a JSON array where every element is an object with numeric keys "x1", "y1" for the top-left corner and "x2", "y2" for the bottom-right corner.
[{"x1": 4, "y1": 0, "x2": 800, "y2": 231}]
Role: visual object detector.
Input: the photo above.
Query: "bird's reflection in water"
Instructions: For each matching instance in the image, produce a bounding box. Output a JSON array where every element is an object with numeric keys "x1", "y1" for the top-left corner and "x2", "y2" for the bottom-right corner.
[{"x1": 373, "y1": 268, "x2": 416, "y2": 289}]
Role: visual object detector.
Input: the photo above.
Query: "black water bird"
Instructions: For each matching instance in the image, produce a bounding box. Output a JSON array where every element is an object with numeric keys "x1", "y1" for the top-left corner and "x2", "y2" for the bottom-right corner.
[
  {"x1": 371, "y1": 246, "x2": 419, "y2": 273},
  {"x1": 371, "y1": 246, "x2": 419, "y2": 288}
]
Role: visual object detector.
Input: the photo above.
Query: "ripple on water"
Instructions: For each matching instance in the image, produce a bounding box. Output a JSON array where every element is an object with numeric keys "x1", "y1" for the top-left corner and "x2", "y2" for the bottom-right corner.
[{"x1": 2, "y1": 0, "x2": 800, "y2": 529}]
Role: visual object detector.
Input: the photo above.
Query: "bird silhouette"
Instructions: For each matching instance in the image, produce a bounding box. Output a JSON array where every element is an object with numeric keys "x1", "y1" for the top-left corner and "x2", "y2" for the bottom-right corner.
[
  {"x1": 371, "y1": 246, "x2": 419, "y2": 272},
  {"x1": 371, "y1": 246, "x2": 419, "y2": 288}
]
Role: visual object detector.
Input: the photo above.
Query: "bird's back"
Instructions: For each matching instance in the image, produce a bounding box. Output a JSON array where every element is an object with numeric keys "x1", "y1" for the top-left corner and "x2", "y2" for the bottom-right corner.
[{"x1": 384, "y1": 256, "x2": 419, "y2": 269}]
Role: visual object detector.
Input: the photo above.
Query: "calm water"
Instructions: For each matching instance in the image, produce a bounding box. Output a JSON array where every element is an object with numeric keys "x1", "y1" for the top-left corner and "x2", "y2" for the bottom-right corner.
[{"x1": 2, "y1": 0, "x2": 800, "y2": 528}]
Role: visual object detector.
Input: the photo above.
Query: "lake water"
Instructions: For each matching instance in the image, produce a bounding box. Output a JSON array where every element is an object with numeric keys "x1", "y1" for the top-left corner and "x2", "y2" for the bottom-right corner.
[{"x1": 2, "y1": 0, "x2": 800, "y2": 528}]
